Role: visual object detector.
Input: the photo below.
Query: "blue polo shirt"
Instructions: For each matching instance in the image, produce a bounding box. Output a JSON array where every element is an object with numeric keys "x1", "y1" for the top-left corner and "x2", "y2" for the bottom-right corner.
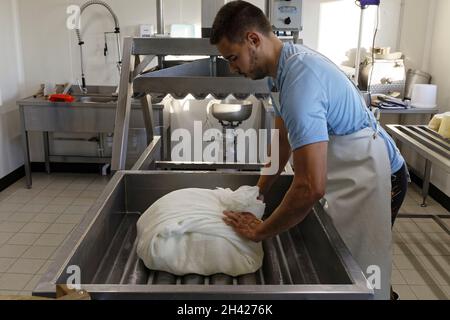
[{"x1": 269, "y1": 42, "x2": 405, "y2": 174}]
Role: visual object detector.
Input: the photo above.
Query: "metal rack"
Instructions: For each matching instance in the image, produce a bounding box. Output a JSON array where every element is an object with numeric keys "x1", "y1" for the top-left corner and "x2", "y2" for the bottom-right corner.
[{"x1": 386, "y1": 125, "x2": 449, "y2": 233}]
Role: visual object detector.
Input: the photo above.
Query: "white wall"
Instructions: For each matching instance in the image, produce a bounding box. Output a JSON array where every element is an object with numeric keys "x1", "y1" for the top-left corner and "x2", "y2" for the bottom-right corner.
[
  {"x1": 396, "y1": 0, "x2": 449, "y2": 196},
  {"x1": 0, "y1": 0, "x2": 25, "y2": 179}
]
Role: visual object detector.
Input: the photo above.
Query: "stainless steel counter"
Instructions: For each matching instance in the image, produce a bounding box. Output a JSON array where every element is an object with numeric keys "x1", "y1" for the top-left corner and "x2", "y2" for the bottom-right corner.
[{"x1": 17, "y1": 87, "x2": 170, "y2": 188}]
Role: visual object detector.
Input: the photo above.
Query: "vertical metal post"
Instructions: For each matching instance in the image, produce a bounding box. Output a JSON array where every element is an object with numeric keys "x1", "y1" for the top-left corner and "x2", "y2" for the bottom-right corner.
[
  {"x1": 156, "y1": 0, "x2": 164, "y2": 35},
  {"x1": 111, "y1": 37, "x2": 135, "y2": 171},
  {"x1": 421, "y1": 160, "x2": 432, "y2": 207},
  {"x1": 140, "y1": 94, "x2": 155, "y2": 145},
  {"x1": 43, "y1": 132, "x2": 51, "y2": 174},
  {"x1": 19, "y1": 107, "x2": 32, "y2": 188},
  {"x1": 265, "y1": 0, "x2": 272, "y2": 19},
  {"x1": 156, "y1": 0, "x2": 165, "y2": 68},
  {"x1": 354, "y1": 7, "x2": 365, "y2": 86}
]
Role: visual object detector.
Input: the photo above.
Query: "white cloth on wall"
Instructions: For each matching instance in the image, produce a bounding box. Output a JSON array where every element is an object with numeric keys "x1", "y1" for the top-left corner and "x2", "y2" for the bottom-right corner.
[{"x1": 136, "y1": 186, "x2": 265, "y2": 276}]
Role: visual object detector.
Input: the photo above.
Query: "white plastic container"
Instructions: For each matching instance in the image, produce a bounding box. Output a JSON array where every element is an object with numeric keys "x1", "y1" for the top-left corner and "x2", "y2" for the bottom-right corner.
[{"x1": 411, "y1": 84, "x2": 438, "y2": 108}]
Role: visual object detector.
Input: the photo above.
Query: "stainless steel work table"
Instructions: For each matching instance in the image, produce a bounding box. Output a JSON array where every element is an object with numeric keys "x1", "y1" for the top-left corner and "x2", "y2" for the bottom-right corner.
[
  {"x1": 386, "y1": 125, "x2": 449, "y2": 206},
  {"x1": 17, "y1": 88, "x2": 168, "y2": 189}
]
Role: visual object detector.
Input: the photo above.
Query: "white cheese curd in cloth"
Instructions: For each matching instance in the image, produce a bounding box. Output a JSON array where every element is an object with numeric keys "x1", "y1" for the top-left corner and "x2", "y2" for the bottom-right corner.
[{"x1": 136, "y1": 186, "x2": 265, "y2": 276}]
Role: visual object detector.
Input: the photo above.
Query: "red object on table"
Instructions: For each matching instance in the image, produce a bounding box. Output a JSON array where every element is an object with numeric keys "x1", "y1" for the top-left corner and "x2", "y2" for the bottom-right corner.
[{"x1": 48, "y1": 94, "x2": 75, "y2": 103}]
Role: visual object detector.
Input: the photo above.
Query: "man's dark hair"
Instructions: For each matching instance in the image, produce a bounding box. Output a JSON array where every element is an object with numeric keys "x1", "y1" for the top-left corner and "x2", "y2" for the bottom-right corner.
[{"x1": 210, "y1": 1, "x2": 273, "y2": 45}]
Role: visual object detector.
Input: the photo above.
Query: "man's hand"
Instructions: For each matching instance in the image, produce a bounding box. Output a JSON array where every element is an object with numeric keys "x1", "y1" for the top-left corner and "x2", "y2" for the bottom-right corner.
[{"x1": 223, "y1": 211, "x2": 265, "y2": 242}]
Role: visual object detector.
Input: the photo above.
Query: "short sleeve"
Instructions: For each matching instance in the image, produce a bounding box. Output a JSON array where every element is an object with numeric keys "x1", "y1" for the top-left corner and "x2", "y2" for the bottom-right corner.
[{"x1": 279, "y1": 60, "x2": 329, "y2": 150}]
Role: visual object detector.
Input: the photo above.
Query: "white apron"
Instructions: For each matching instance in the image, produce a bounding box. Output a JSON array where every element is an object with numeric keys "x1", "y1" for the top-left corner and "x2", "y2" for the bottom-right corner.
[{"x1": 324, "y1": 127, "x2": 392, "y2": 300}]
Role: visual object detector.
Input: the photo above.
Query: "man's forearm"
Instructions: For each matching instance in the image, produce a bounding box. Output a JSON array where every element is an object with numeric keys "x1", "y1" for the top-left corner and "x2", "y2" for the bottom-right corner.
[{"x1": 257, "y1": 181, "x2": 321, "y2": 239}]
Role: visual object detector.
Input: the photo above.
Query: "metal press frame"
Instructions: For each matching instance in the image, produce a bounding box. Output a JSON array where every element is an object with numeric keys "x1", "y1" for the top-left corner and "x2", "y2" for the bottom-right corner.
[{"x1": 111, "y1": 37, "x2": 271, "y2": 171}]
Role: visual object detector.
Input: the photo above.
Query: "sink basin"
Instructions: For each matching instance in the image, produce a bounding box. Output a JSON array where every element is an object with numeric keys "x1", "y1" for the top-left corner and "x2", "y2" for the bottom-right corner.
[
  {"x1": 76, "y1": 96, "x2": 118, "y2": 104},
  {"x1": 212, "y1": 100, "x2": 253, "y2": 123}
]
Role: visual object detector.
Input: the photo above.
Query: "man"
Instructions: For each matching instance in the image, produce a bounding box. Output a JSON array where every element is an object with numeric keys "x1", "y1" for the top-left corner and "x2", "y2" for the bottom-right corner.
[{"x1": 211, "y1": 1, "x2": 408, "y2": 300}]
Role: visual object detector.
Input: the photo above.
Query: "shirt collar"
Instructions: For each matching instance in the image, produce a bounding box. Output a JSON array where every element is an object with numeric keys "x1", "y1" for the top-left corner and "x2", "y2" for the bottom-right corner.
[{"x1": 273, "y1": 42, "x2": 293, "y2": 90}]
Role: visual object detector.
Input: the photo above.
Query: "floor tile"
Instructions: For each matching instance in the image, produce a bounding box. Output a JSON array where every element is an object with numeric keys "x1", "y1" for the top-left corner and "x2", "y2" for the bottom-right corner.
[
  {"x1": 399, "y1": 232, "x2": 430, "y2": 244},
  {"x1": 27, "y1": 197, "x2": 54, "y2": 206},
  {"x1": 418, "y1": 255, "x2": 450, "y2": 271},
  {"x1": 41, "y1": 205, "x2": 68, "y2": 214},
  {"x1": 45, "y1": 223, "x2": 76, "y2": 235},
  {"x1": 406, "y1": 243, "x2": 449, "y2": 257},
  {"x1": 441, "y1": 286, "x2": 450, "y2": 299},
  {"x1": 35, "y1": 234, "x2": 66, "y2": 247},
  {"x1": 392, "y1": 285, "x2": 417, "y2": 300},
  {"x1": 7, "y1": 259, "x2": 46, "y2": 274},
  {"x1": 0, "y1": 245, "x2": 29, "y2": 258},
  {"x1": 399, "y1": 269, "x2": 436, "y2": 286},
  {"x1": 393, "y1": 254, "x2": 426, "y2": 270},
  {"x1": 410, "y1": 285, "x2": 448, "y2": 300},
  {"x1": 0, "y1": 212, "x2": 12, "y2": 222},
  {"x1": 58, "y1": 190, "x2": 83, "y2": 198},
  {"x1": 38, "y1": 189, "x2": 62, "y2": 197},
  {"x1": 391, "y1": 269, "x2": 407, "y2": 285},
  {"x1": 63, "y1": 206, "x2": 91, "y2": 215},
  {"x1": 6, "y1": 213, "x2": 37, "y2": 223},
  {"x1": 7, "y1": 233, "x2": 40, "y2": 246},
  {"x1": 2, "y1": 195, "x2": 33, "y2": 205},
  {"x1": 416, "y1": 222, "x2": 447, "y2": 233},
  {"x1": 19, "y1": 222, "x2": 50, "y2": 234},
  {"x1": 71, "y1": 198, "x2": 95, "y2": 206},
  {"x1": 21, "y1": 246, "x2": 57, "y2": 260},
  {"x1": 0, "y1": 274, "x2": 33, "y2": 291},
  {"x1": 17, "y1": 204, "x2": 47, "y2": 214},
  {"x1": 55, "y1": 215, "x2": 84, "y2": 224},
  {"x1": 79, "y1": 190, "x2": 102, "y2": 199},
  {"x1": 32, "y1": 214, "x2": 60, "y2": 224},
  {"x1": 0, "y1": 258, "x2": 16, "y2": 273},
  {"x1": 0, "y1": 222, "x2": 26, "y2": 233},
  {"x1": 426, "y1": 267, "x2": 450, "y2": 286},
  {"x1": 65, "y1": 184, "x2": 89, "y2": 191},
  {"x1": 0, "y1": 233, "x2": 14, "y2": 246},
  {"x1": 394, "y1": 222, "x2": 422, "y2": 233},
  {"x1": 49, "y1": 197, "x2": 75, "y2": 206}
]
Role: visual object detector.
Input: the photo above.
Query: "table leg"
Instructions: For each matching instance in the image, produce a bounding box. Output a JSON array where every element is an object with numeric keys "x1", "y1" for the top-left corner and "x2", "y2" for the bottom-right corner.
[
  {"x1": 20, "y1": 108, "x2": 32, "y2": 188},
  {"x1": 43, "y1": 132, "x2": 51, "y2": 174},
  {"x1": 421, "y1": 160, "x2": 432, "y2": 207}
]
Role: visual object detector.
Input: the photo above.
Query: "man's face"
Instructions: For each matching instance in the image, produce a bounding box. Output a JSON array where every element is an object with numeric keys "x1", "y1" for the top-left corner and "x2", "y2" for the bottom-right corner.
[{"x1": 216, "y1": 34, "x2": 267, "y2": 80}]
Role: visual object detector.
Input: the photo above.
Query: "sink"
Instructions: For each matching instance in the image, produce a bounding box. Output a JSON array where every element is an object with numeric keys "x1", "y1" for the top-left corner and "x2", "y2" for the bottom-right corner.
[
  {"x1": 76, "y1": 96, "x2": 118, "y2": 104},
  {"x1": 211, "y1": 100, "x2": 253, "y2": 123}
]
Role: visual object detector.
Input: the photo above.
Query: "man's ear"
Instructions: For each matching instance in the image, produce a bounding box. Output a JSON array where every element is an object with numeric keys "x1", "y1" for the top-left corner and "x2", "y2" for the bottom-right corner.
[{"x1": 246, "y1": 32, "x2": 261, "y2": 47}]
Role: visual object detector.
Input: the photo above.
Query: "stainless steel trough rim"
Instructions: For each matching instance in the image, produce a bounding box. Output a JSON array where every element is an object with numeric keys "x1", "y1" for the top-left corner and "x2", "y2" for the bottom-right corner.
[{"x1": 34, "y1": 170, "x2": 372, "y2": 299}]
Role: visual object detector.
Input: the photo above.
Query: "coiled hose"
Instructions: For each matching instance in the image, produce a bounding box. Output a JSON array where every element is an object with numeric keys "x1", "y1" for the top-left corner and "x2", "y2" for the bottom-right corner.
[{"x1": 75, "y1": 0, "x2": 120, "y2": 45}]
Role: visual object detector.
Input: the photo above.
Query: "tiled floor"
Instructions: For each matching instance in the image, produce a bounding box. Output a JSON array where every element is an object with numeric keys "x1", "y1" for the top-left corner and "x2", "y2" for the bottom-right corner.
[
  {"x1": 0, "y1": 173, "x2": 109, "y2": 296},
  {"x1": 0, "y1": 173, "x2": 448, "y2": 299}
]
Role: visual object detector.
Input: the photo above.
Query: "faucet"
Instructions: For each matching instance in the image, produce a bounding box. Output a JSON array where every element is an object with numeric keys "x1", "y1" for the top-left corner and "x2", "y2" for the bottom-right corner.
[
  {"x1": 76, "y1": 79, "x2": 88, "y2": 95},
  {"x1": 74, "y1": 1, "x2": 122, "y2": 94}
]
